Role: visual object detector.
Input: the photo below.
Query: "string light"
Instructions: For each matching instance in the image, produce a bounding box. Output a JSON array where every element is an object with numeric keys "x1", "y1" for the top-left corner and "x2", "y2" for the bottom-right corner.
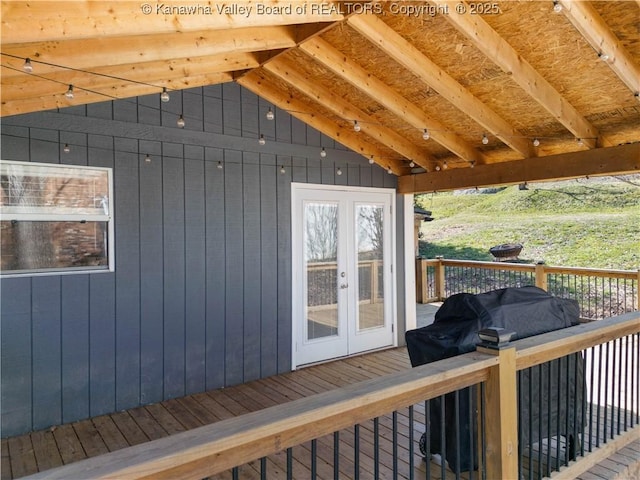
[
  {"x1": 177, "y1": 114, "x2": 185, "y2": 128},
  {"x1": 598, "y1": 52, "x2": 610, "y2": 63},
  {"x1": 280, "y1": 165, "x2": 286, "y2": 174},
  {"x1": 320, "y1": 147, "x2": 327, "y2": 158},
  {"x1": 409, "y1": 160, "x2": 415, "y2": 168},
  {"x1": 533, "y1": 138, "x2": 540, "y2": 147},
  {"x1": 442, "y1": 161, "x2": 448, "y2": 170},
  {"x1": 336, "y1": 167, "x2": 343, "y2": 176},
  {"x1": 482, "y1": 133, "x2": 489, "y2": 145},
  {"x1": 576, "y1": 138, "x2": 584, "y2": 147},
  {"x1": 160, "y1": 87, "x2": 170, "y2": 103},
  {"x1": 469, "y1": 160, "x2": 476, "y2": 168},
  {"x1": 387, "y1": 166, "x2": 393, "y2": 174},
  {"x1": 258, "y1": 134, "x2": 266, "y2": 145},
  {"x1": 266, "y1": 108, "x2": 274, "y2": 121},
  {"x1": 23, "y1": 58, "x2": 33, "y2": 72},
  {"x1": 435, "y1": 165, "x2": 441, "y2": 171},
  {"x1": 353, "y1": 120, "x2": 361, "y2": 132},
  {"x1": 217, "y1": 160, "x2": 223, "y2": 169},
  {"x1": 553, "y1": 1, "x2": 563, "y2": 13},
  {"x1": 369, "y1": 155, "x2": 375, "y2": 164},
  {"x1": 635, "y1": 92, "x2": 640, "y2": 103},
  {"x1": 65, "y1": 84, "x2": 74, "y2": 99},
  {"x1": 63, "y1": 143, "x2": 70, "y2": 153},
  {"x1": 422, "y1": 129, "x2": 430, "y2": 140},
  {"x1": 145, "y1": 154, "x2": 151, "y2": 163}
]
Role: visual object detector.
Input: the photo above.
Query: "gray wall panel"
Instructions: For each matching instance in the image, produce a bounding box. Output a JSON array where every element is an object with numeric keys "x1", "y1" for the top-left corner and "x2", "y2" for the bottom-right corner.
[
  {"x1": 185, "y1": 158, "x2": 207, "y2": 394},
  {"x1": 61, "y1": 275, "x2": 90, "y2": 423},
  {"x1": 0, "y1": 83, "x2": 398, "y2": 437},
  {"x1": 162, "y1": 155, "x2": 186, "y2": 399},
  {"x1": 31, "y1": 277, "x2": 62, "y2": 430}
]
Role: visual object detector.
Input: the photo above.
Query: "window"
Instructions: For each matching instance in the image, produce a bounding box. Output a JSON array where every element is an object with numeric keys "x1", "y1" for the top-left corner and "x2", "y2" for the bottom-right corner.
[{"x1": 0, "y1": 160, "x2": 114, "y2": 276}]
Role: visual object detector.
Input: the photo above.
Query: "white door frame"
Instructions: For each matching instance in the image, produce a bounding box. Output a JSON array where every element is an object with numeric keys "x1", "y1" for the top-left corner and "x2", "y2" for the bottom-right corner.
[{"x1": 291, "y1": 183, "x2": 398, "y2": 369}]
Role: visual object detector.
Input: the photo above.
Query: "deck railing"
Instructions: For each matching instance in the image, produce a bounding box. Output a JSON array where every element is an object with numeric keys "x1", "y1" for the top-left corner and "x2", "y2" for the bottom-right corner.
[
  {"x1": 416, "y1": 257, "x2": 640, "y2": 320},
  {"x1": 23, "y1": 311, "x2": 640, "y2": 480}
]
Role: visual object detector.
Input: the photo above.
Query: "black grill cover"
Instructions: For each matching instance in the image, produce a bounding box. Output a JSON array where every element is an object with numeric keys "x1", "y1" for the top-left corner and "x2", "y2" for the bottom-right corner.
[{"x1": 406, "y1": 286, "x2": 583, "y2": 472}]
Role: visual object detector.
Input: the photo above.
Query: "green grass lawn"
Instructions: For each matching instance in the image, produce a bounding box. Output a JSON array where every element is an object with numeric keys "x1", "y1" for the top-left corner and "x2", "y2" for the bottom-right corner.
[{"x1": 415, "y1": 177, "x2": 640, "y2": 270}]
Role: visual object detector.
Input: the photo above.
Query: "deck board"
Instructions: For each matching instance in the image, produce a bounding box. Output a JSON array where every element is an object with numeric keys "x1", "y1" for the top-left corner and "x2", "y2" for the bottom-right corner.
[{"x1": 2, "y1": 346, "x2": 639, "y2": 479}]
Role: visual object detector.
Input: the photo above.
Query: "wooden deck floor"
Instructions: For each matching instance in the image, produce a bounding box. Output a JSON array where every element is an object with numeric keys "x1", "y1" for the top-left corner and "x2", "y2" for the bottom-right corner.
[{"x1": 2, "y1": 346, "x2": 638, "y2": 479}]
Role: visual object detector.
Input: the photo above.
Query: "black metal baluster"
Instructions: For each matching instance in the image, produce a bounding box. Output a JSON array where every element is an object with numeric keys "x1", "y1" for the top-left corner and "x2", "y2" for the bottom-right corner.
[
  {"x1": 425, "y1": 400, "x2": 431, "y2": 480},
  {"x1": 409, "y1": 406, "x2": 414, "y2": 480},
  {"x1": 440, "y1": 394, "x2": 447, "y2": 480},
  {"x1": 616, "y1": 337, "x2": 622, "y2": 436},
  {"x1": 468, "y1": 386, "x2": 475, "y2": 480},
  {"x1": 454, "y1": 390, "x2": 461, "y2": 479},
  {"x1": 596, "y1": 344, "x2": 603, "y2": 448},
  {"x1": 545, "y1": 362, "x2": 552, "y2": 478},
  {"x1": 374, "y1": 417, "x2": 380, "y2": 480},
  {"x1": 354, "y1": 424, "x2": 360, "y2": 480},
  {"x1": 311, "y1": 439, "x2": 317, "y2": 479},
  {"x1": 232, "y1": 466, "x2": 239, "y2": 480},
  {"x1": 555, "y1": 358, "x2": 562, "y2": 472},
  {"x1": 517, "y1": 372, "x2": 523, "y2": 480},
  {"x1": 603, "y1": 341, "x2": 610, "y2": 442},
  {"x1": 333, "y1": 431, "x2": 339, "y2": 480},
  {"x1": 480, "y1": 383, "x2": 487, "y2": 480},
  {"x1": 528, "y1": 367, "x2": 534, "y2": 480},
  {"x1": 261, "y1": 457, "x2": 267, "y2": 480},
  {"x1": 393, "y1": 411, "x2": 398, "y2": 479},
  {"x1": 287, "y1": 447, "x2": 293, "y2": 480},
  {"x1": 588, "y1": 346, "x2": 595, "y2": 452},
  {"x1": 580, "y1": 349, "x2": 586, "y2": 458}
]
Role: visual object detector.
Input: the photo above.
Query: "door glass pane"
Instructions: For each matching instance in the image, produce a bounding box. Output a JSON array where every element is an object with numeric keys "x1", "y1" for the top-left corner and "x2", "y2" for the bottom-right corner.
[
  {"x1": 357, "y1": 204, "x2": 384, "y2": 331},
  {"x1": 305, "y1": 202, "x2": 338, "y2": 340}
]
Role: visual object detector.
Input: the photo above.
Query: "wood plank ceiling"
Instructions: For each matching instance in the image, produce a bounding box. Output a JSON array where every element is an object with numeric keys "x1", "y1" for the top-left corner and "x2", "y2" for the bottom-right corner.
[{"x1": 2, "y1": 0, "x2": 639, "y2": 192}]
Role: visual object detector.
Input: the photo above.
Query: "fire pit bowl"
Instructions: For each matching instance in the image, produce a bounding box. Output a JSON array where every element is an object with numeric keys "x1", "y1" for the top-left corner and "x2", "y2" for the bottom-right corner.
[{"x1": 489, "y1": 243, "x2": 523, "y2": 261}]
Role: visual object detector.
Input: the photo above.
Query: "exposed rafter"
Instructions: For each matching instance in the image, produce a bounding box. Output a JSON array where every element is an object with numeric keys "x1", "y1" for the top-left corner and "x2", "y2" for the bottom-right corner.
[
  {"x1": 298, "y1": 37, "x2": 486, "y2": 165},
  {"x1": 399, "y1": 143, "x2": 640, "y2": 194},
  {"x1": 238, "y1": 70, "x2": 406, "y2": 174},
  {"x1": 434, "y1": 0, "x2": 605, "y2": 149},
  {"x1": 347, "y1": 14, "x2": 536, "y2": 159},
  {"x1": 1, "y1": 26, "x2": 300, "y2": 77},
  {"x1": 1, "y1": 73, "x2": 234, "y2": 117},
  {"x1": 559, "y1": 0, "x2": 640, "y2": 96},
  {"x1": 0, "y1": 1, "x2": 346, "y2": 43},
  {"x1": 263, "y1": 56, "x2": 436, "y2": 169}
]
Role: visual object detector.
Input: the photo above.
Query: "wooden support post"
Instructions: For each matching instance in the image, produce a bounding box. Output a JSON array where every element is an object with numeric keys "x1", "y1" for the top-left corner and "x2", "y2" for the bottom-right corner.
[
  {"x1": 415, "y1": 258, "x2": 427, "y2": 303},
  {"x1": 435, "y1": 256, "x2": 445, "y2": 301},
  {"x1": 477, "y1": 344, "x2": 519, "y2": 480},
  {"x1": 535, "y1": 261, "x2": 548, "y2": 291}
]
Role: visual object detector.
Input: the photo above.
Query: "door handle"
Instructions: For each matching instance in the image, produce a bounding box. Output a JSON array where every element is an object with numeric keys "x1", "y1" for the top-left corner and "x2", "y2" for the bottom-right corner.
[{"x1": 340, "y1": 283, "x2": 349, "y2": 289}]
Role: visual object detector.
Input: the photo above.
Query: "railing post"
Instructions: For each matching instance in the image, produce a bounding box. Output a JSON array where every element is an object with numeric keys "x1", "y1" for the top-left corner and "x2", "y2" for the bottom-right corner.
[
  {"x1": 477, "y1": 333, "x2": 519, "y2": 480},
  {"x1": 535, "y1": 260, "x2": 548, "y2": 291},
  {"x1": 435, "y1": 256, "x2": 445, "y2": 301},
  {"x1": 415, "y1": 258, "x2": 427, "y2": 303},
  {"x1": 636, "y1": 269, "x2": 640, "y2": 311}
]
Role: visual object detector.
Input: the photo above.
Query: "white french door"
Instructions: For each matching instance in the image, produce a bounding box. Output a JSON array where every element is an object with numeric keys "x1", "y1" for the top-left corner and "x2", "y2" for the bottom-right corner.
[{"x1": 292, "y1": 184, "x2": 396, "y2": 367}]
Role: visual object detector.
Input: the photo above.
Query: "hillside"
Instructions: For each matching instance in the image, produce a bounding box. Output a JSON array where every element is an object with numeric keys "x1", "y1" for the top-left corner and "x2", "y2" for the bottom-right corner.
[{"x1": 415, "y1": 176, "x2": 640, "y2": 270}]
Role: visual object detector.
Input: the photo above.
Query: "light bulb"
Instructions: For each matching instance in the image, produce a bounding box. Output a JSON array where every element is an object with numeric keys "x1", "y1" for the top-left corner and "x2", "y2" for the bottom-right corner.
[
  {"x1": 280, "y1": 165, "x2": 286, "y2": 174},
  {"x1": 353, "y1": 120, "x2": 361, "y2": 132},
  {"x1": 258, "y1": 134, "x2": 266, "y2": 145},
  {"x1": 409, "y1": 160, "x2": 415, "y2": 168},
  {"x1": 369, "y1": 155, "x2": 374, "y2": 164},
  {"x1": 553, "y1": 1, "x2": 562, "y2": 13},
  {"x1": 336, "y1": 167, "x2": 343, "y2": 176},
  {"x1": 599, "y1": 52, "x2": 610, "y2": 62},
  {"x1": 422, "y1": 129, "x2": 430, "y2": 140},
  {"x1": 217, "y1": 161, "x2": 223, "y2": 169},
  {"x1": 635, "y1": 92, "x2": 640, "y2": 102},
  {"x1": 469, "y1": 160, "x2": 475, "y2": 168},
  {"x1": 65, "y1": 85, "x2": 74, "y2": 99},
  {"x1": 442, "y1": 161, "x2": 448, "y2": 170},
  {"x1": 145, "y1": 154, "x2": 151, "y2": 163},
  {"x1": 387, "y1": 166, "x2": 393, "y2": 174},
  {"x1": 320, "y1": 147, "x2": 327, "y2": 158},
  {"x1": 482, "y1": 134, "x2": 489, "y2": 145},
  {"x1": 533, "y1": 138, "x2": 540, "y2": 147},
  {"x1": 576, "y1": 138, "x2": 584, "y2": 147},
  {"x1": 266, "y1": 108, "x2": 274, "y2": 121},
  {"x1": 177, "y1": 114, "x2": 185, "y2": 128},
  {"x1": 435, "y1": 165, "x2": 441, "y2": 171},
  {"x1": 23, "y1": 58, "x2": 33, "y2": 72},
  {"x1": 63, "y1": 144, "x2": 70, "y2": 153},
  {"x1": 160, "y1": 87, "x2": 170, "y2": 103}
]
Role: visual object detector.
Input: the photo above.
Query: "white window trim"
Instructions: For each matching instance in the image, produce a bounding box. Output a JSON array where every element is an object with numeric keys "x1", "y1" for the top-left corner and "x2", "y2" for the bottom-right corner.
[{"x1": 0, "y1": 160, "x2": 115, "y2": 277}]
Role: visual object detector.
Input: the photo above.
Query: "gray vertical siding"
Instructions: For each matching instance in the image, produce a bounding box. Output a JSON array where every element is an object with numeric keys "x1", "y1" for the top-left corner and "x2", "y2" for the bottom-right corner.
[{"x1": 0, "y1": 84, "x2": 399, "y2": 437}]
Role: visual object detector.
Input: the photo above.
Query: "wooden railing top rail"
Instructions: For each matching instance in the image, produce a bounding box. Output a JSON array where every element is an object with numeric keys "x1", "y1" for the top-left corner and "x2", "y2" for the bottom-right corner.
[
  {"x1": 420, "y1": 257, "x2": 639, "y2": 279},
  {"x1": 22, "y1": 312, "x2": 640, "y2": 480},
  {"x1": 23, "y1": 352, "x2": 498, "y2": 480}
]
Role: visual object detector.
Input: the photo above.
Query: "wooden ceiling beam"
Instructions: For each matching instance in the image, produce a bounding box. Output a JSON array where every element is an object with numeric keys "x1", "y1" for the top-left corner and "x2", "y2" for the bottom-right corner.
[
  {"x1": 1, "y1": 25, "x2": 299, "y2": 77},
  {"x1": 559, "y1": 0, "x2": 640, "y2": 96},
  {"x1": 434, "y1": 0, "x2": 603, "y2": 150},
  {"x1": 263, "y1": 56, "x2": 436, "y2": 169},
  {"x1": 2, "y1": 52, "x2": 260, "y2": 102},
  {"x1": 1, "y1": 1, "x2": 346, "y2": 43},
  {"x1": 398, "y1": 143, "x2": 640, "y2": 194},
  {"x1": 347, "y1": 14, "x2": 535, "y2": 159},
  {"x1": 298, "y1": 37, "x2": 486, "y2": 165},
  {"x1": 238, "y1": 69, "x2": 406, "y2": 174},
  {"x1": 1, "y1": 72, "x2": 233, "y2": 117}
]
